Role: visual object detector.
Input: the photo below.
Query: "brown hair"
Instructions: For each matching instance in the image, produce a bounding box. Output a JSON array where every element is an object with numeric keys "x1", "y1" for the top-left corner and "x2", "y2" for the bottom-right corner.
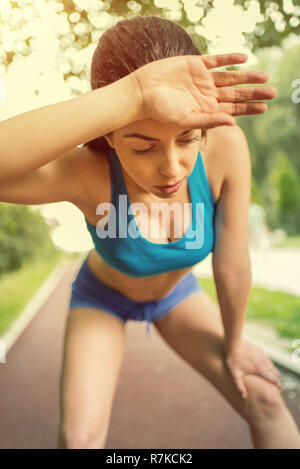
[{"x1": 84, "y1": 14, "x2": 205, "y2": 155}]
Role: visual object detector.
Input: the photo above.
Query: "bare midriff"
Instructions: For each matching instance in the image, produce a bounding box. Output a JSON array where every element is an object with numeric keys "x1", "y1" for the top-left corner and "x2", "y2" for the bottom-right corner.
[{"x1": 86, "y1": 248, "x2": 193, "y2": 302}]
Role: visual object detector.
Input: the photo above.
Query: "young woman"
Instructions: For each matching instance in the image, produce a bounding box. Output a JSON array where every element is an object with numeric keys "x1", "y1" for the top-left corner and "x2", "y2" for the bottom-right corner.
[{"x1": 1, "y1": 15, "x2": 299, "y2": 450}]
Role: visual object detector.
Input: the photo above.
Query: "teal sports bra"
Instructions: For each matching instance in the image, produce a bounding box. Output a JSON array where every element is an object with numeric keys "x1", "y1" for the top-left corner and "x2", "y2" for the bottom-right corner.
[{"x1": 85, "y1": 147, "x2": 217, "y2": 278}]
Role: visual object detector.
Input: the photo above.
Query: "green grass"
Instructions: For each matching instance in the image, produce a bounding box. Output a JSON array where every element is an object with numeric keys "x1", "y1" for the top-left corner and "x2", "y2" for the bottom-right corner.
[
  {"x1": 0, "y1": 249, "x2": 85, "y2": 337},
  {"x1": 199, "y1": 277, "x2": 300, "y2": 341},
  {"x1": 273, "y1": 236, "x2": 300, "y2": 248}
]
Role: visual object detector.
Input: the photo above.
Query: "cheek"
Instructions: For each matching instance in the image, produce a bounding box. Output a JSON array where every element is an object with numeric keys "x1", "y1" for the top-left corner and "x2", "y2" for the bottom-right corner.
[
  {"x1": 137, "y1": 166, "x2": 154, "y2": 182},
  {"x1": 134, "y1": 164, "x2": 157, "y2": 186}
]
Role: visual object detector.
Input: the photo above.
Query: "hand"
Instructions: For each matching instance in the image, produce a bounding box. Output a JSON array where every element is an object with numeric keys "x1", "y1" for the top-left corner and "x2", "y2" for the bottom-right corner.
[
  {"x1": 225, "y1": 339, "x2": 283, "y2": 399},
  {"x1": 132, "y1": 53, "x2": 277, "y2": 130}
]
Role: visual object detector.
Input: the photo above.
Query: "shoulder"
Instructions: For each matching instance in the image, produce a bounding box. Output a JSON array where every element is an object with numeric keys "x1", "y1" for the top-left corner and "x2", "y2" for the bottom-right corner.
[
  {"x1": 206, "y1": 124, "x2": 249, "y2": 160},
  {"x1": 70, "y1": 144, "x2": 111, "y2": 206},
  {"x1": 74, "y1": 144, "x2": 109, "y2": 178}
]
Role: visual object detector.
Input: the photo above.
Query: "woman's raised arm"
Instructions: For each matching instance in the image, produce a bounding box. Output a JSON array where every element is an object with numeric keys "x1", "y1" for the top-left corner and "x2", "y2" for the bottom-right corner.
[
  {"x1": 0, "y1": 52, "x2": 276, "y2": 183},
  {"x1": 0, "y1": 74, "x2": 143, "y2": 182}
]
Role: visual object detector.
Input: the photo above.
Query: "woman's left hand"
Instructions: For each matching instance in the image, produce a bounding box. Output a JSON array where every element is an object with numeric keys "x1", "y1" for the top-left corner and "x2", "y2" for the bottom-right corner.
[{"x1": 225, "y1": 339, "x2": 283, "y2": 399}]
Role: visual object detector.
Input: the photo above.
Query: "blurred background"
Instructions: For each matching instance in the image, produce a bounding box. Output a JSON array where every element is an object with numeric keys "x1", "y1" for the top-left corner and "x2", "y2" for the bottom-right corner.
[{"x1": 0, "y1": 0, "x2": 300, "y2": 353}]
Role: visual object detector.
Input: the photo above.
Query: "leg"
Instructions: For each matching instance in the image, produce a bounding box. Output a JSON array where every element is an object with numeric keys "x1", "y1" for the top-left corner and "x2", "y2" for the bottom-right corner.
[
  {"x1": 152, "y1": 290, "x2": 300, "y2": 449},
  {"x1": 56, "y1": 307, "x2": 126, "y2": 449}
]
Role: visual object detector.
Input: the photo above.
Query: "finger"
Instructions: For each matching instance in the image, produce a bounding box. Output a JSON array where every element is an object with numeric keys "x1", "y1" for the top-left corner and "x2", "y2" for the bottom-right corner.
[
  {"x1": 187, "y1": 112, "x2": 236, "y2": 129},
  {"x1": 234, "y1": 374, "x2": 248, "y2": 399},
  {"x1": 259, "y1": 369, "x2": 283, "y2": 390},
  {"x1": 266, "y1": 378, "x2": 283, "y2": 392},
  {"x1": 261, "y1": 360, "x2": 282, "y2": 380},
  {"x1": 219, "y1": 101, "x2": 268, "y2": 115},
  {"x1": 217, "y1": 86, "x2": 277, "y2": 103},
  {"x1": 276, "y1": 380, "x2": 283, "y2": 392},
  {"x1": 200, "y1": 53, "x2": 248, "y2": 70},
  {"x1": 264, "y1": 360, "x2": 281, "y2": 376},
  {"x1": 212, "y1": 70, "x2": 269, "y2": 86},
  {"x1": 265, "y1": 366, "x2": 282, "y2": 381}
]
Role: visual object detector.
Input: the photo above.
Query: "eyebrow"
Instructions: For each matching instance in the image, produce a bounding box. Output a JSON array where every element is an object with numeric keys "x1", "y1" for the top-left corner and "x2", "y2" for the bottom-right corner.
[{"x1": 122, "y1": 129, "x2": 193, "y2": 141}]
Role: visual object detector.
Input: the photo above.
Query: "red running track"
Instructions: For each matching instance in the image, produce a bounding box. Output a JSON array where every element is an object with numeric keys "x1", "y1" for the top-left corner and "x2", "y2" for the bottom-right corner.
[{"x1": 0, "y1": 262, "x2": 255, "y2": 449}]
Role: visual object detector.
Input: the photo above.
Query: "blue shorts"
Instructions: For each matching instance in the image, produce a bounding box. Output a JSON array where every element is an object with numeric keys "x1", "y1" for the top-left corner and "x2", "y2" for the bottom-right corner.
[{"x1": 69, "y1": 257, "x2": 203, "y2": 338}]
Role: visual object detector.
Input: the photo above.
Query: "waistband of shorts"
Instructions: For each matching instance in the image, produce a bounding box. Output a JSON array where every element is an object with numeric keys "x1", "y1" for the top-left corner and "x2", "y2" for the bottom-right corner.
[
  {"x1": 79, "y1": 256, "x2": 197, "y2": 307},
  {"x1": 78, "y1": 257, "x2": 138, "y2": 308}
]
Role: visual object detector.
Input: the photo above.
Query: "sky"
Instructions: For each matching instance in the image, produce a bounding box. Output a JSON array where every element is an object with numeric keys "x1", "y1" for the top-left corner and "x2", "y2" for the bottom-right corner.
[{"x1": 0, "y1": 0, "x2": 292, "y2": 252}]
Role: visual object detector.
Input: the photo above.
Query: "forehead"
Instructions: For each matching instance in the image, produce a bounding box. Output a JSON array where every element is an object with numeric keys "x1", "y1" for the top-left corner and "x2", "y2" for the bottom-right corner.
[{"x1": 115, "y1": 118, "x2": 187, "y2": 139}]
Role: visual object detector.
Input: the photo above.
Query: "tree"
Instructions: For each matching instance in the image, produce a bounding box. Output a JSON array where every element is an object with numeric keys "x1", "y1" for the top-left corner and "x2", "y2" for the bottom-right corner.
[
  {"x1": 236, "y1": 42, "x2": 300, "y2": 234},
  {"x1": 270, "y1": 152, "x2": 300, "y2": 233},
  {"x1": 235, "y1": 0, "x2": 300, "y2": 50},
  {"x1": 0, "y1": 203, "x2": 58, "y2": 277},
  {"x1": 1, "y1": 0, "x2": 299, "y2": 80}
]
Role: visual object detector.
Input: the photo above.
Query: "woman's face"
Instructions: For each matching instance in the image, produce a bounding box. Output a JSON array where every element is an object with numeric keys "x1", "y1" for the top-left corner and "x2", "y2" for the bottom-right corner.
[{"x1": 103, "y1": 118, "x2": 202, "y2": 199}]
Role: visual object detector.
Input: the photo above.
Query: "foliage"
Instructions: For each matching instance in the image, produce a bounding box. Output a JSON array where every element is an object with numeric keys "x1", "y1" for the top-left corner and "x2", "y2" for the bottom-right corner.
[
  {"x1": 43, "y1": 0, "x2": 300, "y2": 52},
  {"x1": 267, "y1": 152, "x2": 300, "y2": 233},
  {"x1": 0, "y1": 203, "x2": 59, "y2": 277},
  {"x1": 237, "y1": 43, "x2": 300, "y2": 235},
  {"x1": 235, "y1": 0, "x2": 300, "y2": 49},
  {"x1": 1, "y1": 0, "x2": 299, "y2": 81},
  {"x1": 274, "y1": 236, "x2": 300, "y2": 248}
]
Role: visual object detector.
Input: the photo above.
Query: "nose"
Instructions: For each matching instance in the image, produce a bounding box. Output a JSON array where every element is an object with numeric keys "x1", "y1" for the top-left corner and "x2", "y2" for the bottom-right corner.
[{"x1": 159, "y1": 153, "x2": 181, "y2": 179}]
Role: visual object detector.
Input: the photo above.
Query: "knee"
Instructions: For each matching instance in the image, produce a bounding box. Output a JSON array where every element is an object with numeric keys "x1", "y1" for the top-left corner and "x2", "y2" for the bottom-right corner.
[
  {"x1": 242, "y1": 374, "x2": 284, "y2": 423},
  {"x1": 62, "y1": 425, "x2": 107, "y2": 449}
]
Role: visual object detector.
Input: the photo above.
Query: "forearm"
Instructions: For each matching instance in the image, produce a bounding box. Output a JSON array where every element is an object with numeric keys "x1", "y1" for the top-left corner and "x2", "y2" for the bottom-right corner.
[
  {"x1": 0, "y1": 73, "x2": 142, "y2": 182},
  {"x1": 213, "y1": 260, "x2": 252, "y2": 354}
]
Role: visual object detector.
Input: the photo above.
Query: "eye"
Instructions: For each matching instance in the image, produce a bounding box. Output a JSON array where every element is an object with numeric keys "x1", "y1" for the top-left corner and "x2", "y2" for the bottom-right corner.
[{"x1": 132, "y1": 136, "x2": 200, "y2": 155}]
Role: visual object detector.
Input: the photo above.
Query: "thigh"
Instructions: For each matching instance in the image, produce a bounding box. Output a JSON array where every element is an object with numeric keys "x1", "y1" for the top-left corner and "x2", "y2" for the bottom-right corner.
[
  {"x1": 152, "y1": 290, "x2": 278, "y2": 420},
  {"x1": 58, "y1": 306, "x2": 126, "y2": 445}
]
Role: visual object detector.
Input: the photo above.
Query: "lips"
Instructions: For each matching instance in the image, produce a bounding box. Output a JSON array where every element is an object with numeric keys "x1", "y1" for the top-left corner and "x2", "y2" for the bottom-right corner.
[
  {"x1": 157, "y1": 179, "x2": 183, "y2": 188},
  {"x1": 161, "y1": 183, "x2": 179, "y2": 188},
  {"x1": 155, "y1": 179, "x2": 183, "y2": 194}
]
